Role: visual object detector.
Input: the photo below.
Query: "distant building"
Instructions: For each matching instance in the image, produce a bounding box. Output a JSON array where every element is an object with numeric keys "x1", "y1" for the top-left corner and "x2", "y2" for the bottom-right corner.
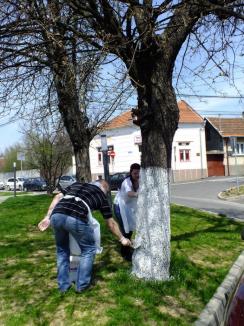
[
  {"x1": 205, "y1": 117, "x2": 244, "y2": 176},
  {"x1": 89, "y1": 100, "x2": 208, "y2": 182}
]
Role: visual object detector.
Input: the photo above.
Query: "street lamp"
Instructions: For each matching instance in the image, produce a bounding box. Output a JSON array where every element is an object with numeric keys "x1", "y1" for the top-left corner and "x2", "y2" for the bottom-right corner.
[
  {"x1": 13, "y1": 162, "x2": 16, "y2": 197},
  {"x1": 100, "y1": 134, "x2": 112, "y2": 205},
  {"x1": 230, "y1": 136, "x2": 239, "y2": 192},
  {"x1": 101, "y1": 135, "x2": 110, "y2": 181}
]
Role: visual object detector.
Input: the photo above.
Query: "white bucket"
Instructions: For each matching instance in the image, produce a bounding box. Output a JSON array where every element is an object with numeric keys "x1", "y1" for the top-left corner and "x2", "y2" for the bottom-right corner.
[{"x1": 69, "y1": 235, "x2": 81, "y2": 283}]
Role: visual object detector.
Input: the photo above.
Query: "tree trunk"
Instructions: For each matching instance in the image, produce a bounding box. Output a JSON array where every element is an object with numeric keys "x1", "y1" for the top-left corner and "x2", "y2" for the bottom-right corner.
[
  {"x1": 131, "y1": 62, "x2": 179, "y2": 280},
  {"x1": 54, "y1": 71, "x2": 92, "y2": 182},
  {"x1": 73, "y1": 143, "x2": 91, "y2": 182}
]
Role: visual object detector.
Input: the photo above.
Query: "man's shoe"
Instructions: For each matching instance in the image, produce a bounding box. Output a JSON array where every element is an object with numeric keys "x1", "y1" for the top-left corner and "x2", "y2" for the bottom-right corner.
[
  {"x1": 124, "y1": 252, "x2": 132, "y2": 262},
  {"x1": 75, "y1": 286, "x2": 90, "y2": 294},
  {"x1": 59, "y1": 285, "x2": 72, "y2": 294}
]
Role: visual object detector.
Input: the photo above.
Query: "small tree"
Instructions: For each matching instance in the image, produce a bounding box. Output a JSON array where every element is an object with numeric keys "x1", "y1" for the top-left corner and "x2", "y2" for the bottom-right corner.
[
  {"x1": 1, "y1": 144, "x2": 23, "y2": 173},
  {"x1": 23, "y1": 117, "x2": 73, "y2": 193}
]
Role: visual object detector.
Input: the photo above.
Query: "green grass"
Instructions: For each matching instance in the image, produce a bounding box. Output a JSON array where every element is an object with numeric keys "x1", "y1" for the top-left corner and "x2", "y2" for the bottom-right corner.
[{"x1": 0, "y1": 195, "x2": 243, "y2": 325}]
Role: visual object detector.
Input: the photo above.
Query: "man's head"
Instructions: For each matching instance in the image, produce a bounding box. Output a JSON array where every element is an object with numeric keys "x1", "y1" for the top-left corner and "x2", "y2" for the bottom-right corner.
[{"x1": 92, "y1": 179, "x2": 110, "y2": 195}]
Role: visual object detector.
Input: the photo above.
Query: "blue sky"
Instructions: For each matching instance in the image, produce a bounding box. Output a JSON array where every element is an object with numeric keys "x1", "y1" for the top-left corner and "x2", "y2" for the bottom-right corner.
[
  {"x1": 0, "y1": 51, "x2": 243, "y2": 153},
  {"x1": 0, "y1": 120, "x2": 23, "y2": 153},
  {"x1": 1, "y1": 89, "x2": 243, "y2": 153}
]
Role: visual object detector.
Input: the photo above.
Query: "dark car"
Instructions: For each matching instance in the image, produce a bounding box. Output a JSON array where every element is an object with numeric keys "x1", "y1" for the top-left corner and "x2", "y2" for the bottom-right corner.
[
  {"x1": 23, "y1": 178, "x2": 47, "y2": 192},
  {"x1": 109, "y1": 172, "x2": 129, "y2": 190}
]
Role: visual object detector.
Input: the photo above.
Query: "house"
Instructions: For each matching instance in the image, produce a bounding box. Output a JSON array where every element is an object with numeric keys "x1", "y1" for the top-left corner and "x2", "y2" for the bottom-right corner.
[
  {"x1": 89, "y1": 100, "x2": 208, "y2": 182},
  {"x1": 205, "y1": 117, "x2": 244, "y2": 176}
]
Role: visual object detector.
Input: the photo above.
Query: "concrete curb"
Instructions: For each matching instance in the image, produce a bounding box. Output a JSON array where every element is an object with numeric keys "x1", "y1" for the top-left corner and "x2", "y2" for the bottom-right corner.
[{"x1": 195, "y1": 250, "x2": 244, "y2": 326}]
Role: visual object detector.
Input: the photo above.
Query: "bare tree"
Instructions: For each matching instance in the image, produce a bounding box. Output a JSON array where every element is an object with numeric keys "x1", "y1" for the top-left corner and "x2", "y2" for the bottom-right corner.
[
  {"x1": 67, "y1": 0, "x2": 244, "y2": 280},
  {"x1": 23, "y1": 115, "x2": 73, "y2": 193},
  {"x1": 0, "y1": 1, "x2": 132, "y2": 182}
]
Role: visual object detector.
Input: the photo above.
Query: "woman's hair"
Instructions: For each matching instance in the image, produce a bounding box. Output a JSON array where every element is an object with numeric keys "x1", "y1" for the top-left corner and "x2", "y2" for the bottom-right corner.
[
  {"x1": 129, "y1": 163, "x2": 140, "y2": 192},
  {"x1": 130, "y1": 163, "x2": 140, "y2": 174}
]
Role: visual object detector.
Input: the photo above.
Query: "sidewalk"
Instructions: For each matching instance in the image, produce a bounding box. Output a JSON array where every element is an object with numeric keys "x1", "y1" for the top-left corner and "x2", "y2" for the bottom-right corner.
[{"x1": 0, "y1": 196, "x2": 11, "y2": 204}]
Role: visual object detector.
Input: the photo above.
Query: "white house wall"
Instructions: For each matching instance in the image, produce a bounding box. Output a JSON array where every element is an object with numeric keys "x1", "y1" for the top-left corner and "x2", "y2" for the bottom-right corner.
[
  {"x1": 172, "y1": 123, "x2": 208, "y2": 182},
  {"x1": 173, "y1": 124, "x2": 207, "y2": 170},
  {"x1": 90, "y1": 126, "x2": 141, "y2": 179},
  {"x1": 89, "y1": 123, "x2": 208, "y2": 182}
]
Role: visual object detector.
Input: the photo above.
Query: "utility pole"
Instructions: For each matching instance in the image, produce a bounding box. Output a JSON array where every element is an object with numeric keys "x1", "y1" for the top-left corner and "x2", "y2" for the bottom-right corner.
[
  {"x1": 100, "y1": 134, "x2": 112, "y2": 207},
  {"x1": 230, "y1": 137, "x2": 239, "y2": 192},
  {"x1": 13, "y1": 162, "x2": 16, "y2": 197}
]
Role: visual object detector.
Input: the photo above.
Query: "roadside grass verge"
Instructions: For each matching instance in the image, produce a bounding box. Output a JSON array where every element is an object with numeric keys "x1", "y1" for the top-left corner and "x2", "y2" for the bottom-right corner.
[
  {"x1": 220, "y1": 185, "x2": 244, "y2": 198},
  {"x1": 0, "y1": 195, "x2": 243, "y2": 326},
  {"x1": 0, "y1": 191, "x2": 32, "y2": 197}
]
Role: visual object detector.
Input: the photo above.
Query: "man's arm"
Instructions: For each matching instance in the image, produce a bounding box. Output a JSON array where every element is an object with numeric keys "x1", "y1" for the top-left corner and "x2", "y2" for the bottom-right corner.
[
  {"x1": 38, "y1": 192, "x2": 64, "y2": 231},
  {"x1": 105, "y1": 217, "x2": 131, "y2": 246}
]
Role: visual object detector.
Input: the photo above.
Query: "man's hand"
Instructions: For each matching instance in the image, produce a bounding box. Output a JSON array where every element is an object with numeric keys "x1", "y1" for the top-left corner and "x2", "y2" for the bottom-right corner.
[
  {"x1": 120, "y1": 236, "x2": 132, "y2": 246},
  {"x1": 38, "y1": 216, "x2": 50, "y2": 232}
]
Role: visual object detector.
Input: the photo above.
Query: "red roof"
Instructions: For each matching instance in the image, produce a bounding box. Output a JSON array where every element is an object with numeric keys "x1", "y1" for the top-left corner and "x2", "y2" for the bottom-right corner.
[
  {"x1": 207, "y1": 117, "x2": 244, "y2": 137},
  {"x1": 105, "y1": 100, "x2": 203, "y2": 130}
]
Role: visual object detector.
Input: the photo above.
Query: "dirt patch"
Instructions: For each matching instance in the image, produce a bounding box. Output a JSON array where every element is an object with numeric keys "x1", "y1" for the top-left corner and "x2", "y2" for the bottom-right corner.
[{"x1": 158, "y1": 295, "x2": 197, "y2": 319}]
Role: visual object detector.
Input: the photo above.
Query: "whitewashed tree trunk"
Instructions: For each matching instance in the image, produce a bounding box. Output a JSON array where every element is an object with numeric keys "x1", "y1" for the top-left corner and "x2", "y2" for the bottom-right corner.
[{"x1": 132, "y1": 167, "x2": 171, "y2": 280}]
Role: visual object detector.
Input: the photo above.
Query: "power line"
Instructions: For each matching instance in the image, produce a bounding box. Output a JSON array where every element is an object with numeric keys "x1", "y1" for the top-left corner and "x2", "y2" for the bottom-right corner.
[{"x1": 177, "y1": 93, "x2": 244, "y2": 99}]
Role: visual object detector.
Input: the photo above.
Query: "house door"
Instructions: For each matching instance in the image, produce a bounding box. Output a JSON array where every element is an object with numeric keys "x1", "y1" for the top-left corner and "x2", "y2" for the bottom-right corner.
[{"x1": 207, "y1": 154, "x2": 225, "y2": 176}]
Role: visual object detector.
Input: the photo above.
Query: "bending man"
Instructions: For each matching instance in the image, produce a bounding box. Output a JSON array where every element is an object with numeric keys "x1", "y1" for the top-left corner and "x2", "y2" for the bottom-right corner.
[{"x1": 38, "y1": 180, "x2": 131, "y2": 293}]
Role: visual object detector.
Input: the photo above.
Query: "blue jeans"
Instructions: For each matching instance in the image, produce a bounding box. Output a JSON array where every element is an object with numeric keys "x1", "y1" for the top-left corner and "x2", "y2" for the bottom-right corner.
[{"x1": 50, "y1": 213, "x2": 96, "y2": 292}]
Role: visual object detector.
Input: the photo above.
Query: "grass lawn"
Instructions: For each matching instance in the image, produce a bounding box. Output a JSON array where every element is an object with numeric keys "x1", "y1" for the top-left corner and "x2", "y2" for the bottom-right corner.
[{"x1": 0, "y1": 195, "x2": 243, "y2": 326}]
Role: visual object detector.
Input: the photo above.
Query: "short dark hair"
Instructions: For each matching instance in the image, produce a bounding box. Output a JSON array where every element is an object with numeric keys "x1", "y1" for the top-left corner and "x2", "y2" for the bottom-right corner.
[{"x1": 130, "y1": 163, "x2": 140, "y2": 173}]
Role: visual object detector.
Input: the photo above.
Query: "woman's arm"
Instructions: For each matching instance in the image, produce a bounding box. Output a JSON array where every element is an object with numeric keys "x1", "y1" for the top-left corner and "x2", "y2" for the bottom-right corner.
[
  {"x1": 127, "y1": 191, "x2": 138, "y2": 198},
  {"x1": 121, "y1": 178, "x2": 138, "y2": 198}
]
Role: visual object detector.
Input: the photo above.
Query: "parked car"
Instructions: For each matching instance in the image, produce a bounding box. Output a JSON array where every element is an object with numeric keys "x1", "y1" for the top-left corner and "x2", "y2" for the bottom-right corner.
[
  {"x1": 23, "y1": 178, "x2": 47, "y2": 192},
  {"x1": 109, "y1": 172, "x2": 129, "y2": 190},
  {"x1": 5, "y1": 177, "x2": 27, "y2": 191},
  {"x1": 57, "y1": 175, "x2": 76, "y2": 190},
  {"x1": 0, "y1": 180, "x2": 4, "y2": 190}
]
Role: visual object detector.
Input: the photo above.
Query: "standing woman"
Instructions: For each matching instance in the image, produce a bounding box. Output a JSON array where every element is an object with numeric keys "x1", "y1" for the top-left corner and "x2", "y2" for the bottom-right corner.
[{"x1": 114, "y1": 163, "x2": 140, "y2": 261}]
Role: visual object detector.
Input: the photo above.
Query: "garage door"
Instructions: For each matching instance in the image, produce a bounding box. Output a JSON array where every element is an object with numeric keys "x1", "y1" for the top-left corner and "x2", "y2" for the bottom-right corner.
[{"x1": 207, "y1": 154, "x2": 225, "y2": 176}]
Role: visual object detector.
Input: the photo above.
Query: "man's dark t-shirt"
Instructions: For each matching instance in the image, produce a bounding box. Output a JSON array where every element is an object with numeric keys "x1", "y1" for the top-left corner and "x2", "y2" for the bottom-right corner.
[{"x1": 51, "y1": 182, "x2": 112, "y2": 222}]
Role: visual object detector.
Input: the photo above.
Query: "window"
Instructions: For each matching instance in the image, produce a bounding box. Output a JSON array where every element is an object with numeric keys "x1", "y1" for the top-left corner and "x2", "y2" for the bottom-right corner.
[
  {"x1": 236, "y1": 143, "x2": 244, "y2": 155},
  {"x1": 98, "y1": 152, "x2": 102, "y2": 165},
  {"x1": 179, "y1": 149, "x2": 190, "y2": 162},
  {"x1": 97, "y1": 145, "x2": 114, "y2": 165},
  {"x1": 178, "y1": 142, "x2": 190, "y2": 146}
]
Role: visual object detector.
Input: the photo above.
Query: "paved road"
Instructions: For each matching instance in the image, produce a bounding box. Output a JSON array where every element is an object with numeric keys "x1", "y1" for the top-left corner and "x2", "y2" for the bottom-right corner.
[{"x1": 171, "y1": 176, "x2": 244, "y2": 220}]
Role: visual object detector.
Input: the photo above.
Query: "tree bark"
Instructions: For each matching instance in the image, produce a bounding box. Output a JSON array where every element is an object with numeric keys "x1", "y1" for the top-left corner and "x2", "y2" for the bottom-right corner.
[
  {"x1": 131, "y1": 59, "x2": 179, "y2": 280},
  {"x1": 55, "y1": 76, "x2": 92, "y2": 182}
]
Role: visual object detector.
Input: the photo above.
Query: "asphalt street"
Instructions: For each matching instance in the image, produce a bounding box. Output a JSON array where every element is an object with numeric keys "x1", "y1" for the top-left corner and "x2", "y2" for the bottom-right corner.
[{"x1": 171, "y1": 176, "x2": 244, "y2": 221}]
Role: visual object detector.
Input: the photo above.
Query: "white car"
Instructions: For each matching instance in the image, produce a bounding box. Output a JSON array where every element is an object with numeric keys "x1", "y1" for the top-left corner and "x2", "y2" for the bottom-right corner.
[
  {"x1": 57, "y1": 175, "x2": 76, "y2": 190},
  {"x1": 0, "y1": 180, "x2": 4, "y2": 190},
  {"x1": 5, "y1": 177, "x2": 26, "y2": 191}
]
